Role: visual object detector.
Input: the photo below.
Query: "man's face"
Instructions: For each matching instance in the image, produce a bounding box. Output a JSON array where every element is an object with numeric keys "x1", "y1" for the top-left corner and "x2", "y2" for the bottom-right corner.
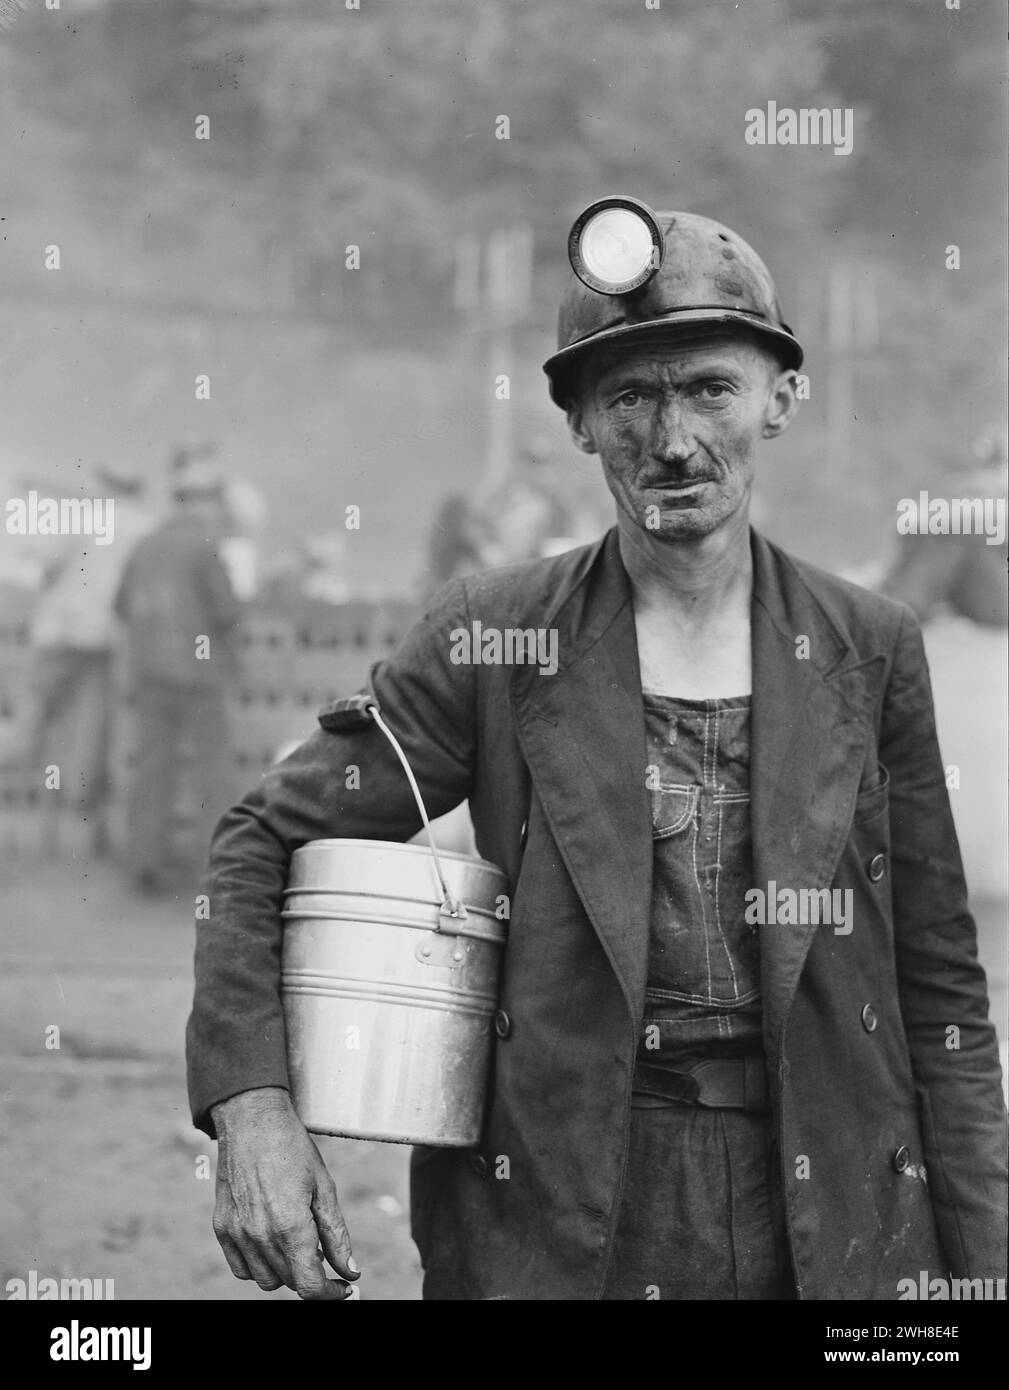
[{"x1": 566, "y1": 332, "x2": 797, "y2": 541}]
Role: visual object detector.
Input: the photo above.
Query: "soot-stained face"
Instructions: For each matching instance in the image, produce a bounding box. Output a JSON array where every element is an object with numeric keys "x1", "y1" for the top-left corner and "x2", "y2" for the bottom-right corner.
[{"x1": 566, "y1": 329, "x2": 798, "y2": 541}]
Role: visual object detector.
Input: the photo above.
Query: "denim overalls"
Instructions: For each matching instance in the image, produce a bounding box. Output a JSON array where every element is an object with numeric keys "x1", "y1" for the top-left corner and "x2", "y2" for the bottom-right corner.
[{"x1": 603, "y1": 694, "x2": 793, "y2": 1300}]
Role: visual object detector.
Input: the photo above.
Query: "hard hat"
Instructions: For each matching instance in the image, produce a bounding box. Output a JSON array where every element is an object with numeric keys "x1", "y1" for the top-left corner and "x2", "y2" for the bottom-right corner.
[
  {"x1": 543, "y1": 196, "x2": 803, "y2": 408},
  {"x1": 173, "y1": 455, "x2": 225, "y2": 501},
  {"x1": 169, "y1": 440, "x2": 219, "y2": 474}
]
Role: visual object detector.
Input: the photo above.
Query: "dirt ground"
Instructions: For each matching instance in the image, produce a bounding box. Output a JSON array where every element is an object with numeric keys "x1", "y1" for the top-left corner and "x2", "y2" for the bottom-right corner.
[
  {"x1": 0, "y1": 859, "x2": 423, "y2": 1301},
  {"x1": 0, "y1": 618, "x2": 1005, "y2": 1304}
]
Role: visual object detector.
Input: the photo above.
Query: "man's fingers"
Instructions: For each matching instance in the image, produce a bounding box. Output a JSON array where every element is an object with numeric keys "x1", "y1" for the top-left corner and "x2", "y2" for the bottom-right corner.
[
  {"x1": 216, "y1": 1229, "x2": 253, "y2": 1282},
  {"x1": 315, "y1": 1242, "x2": 356, "y2": 1297},
  {"x1": 211, "y1": 1122, "x2": 359, "y2": 1296},
  {"x1": 312, "y1": 1181, "x2": 359, "y2": 1282},
  {"x1": 286, "y1": 1237, "x2": 352, "y2": 1301},
  {"x1": 233, "y1": 1233, "x2": 286, "y2": 1292}
]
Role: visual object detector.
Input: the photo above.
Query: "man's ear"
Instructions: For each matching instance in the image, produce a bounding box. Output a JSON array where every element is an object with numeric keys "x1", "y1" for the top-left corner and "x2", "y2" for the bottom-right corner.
[
  {"x1": 566, "y1": 398, "x2": 598, "y2": 456},
  {"x1": 762, "y1": 369, "x2": 800, "y2": 439}
]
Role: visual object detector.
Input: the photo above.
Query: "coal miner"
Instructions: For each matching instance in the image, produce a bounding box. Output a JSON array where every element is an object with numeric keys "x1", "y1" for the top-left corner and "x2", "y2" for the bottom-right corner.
[{"x1": 187, "y1": 198, "x2": 1007, "y2": 1300}]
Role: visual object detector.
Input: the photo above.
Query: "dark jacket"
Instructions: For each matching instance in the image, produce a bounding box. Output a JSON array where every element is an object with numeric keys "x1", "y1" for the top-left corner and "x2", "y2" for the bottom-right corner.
[
  {"x1": 187, "y1": 527, "x2": 1007, "y2": 1300},
  {"x1": 114, "y1": 515, "x2": 240, "y2": 687}
]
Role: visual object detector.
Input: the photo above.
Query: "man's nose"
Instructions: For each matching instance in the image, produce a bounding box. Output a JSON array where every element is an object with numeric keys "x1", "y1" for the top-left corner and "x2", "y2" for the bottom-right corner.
[{"x1": 650, "y1": 399, "x2": 697, "y2": 464}]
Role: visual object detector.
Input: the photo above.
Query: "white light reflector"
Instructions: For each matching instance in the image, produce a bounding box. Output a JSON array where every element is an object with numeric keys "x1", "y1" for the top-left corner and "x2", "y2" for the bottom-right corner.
[{"x1": 568, "y1": 197, "x2": 663, "y2": 295}]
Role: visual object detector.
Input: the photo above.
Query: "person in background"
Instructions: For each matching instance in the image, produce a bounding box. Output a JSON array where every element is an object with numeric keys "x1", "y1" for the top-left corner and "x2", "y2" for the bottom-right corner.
[
  {"x1": 114, "y1": 454, "x2": 241, "y2": 895},
  {"x1": 879, "y1": 428, "x2": 1009, "y2": 990},
  {"x1": 300, "y1": 533, "x2": 351, "y2": 605},
  {"x1": 220, "y1": 476, "x2": 269, "y2": 602},
  {"x1": 423, "y1": 436, "x2": 580, "y2": 596},
  {"x1": 4, "y1": 465, "x2": 154, "y2": 853},
  {"x1": 484, "y1": 435, "x2": 574, "y2": 563},
  {"x1": 423, "y1": 492, "x2": 489, "y2": 594},
  {"x1": 880, "y1": 428, "x2": 1008, "y2": 628}
]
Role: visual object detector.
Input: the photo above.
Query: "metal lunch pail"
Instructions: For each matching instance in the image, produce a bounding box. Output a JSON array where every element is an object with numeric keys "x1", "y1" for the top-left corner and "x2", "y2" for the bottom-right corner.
[{"x1": 280, "y1": 699, "x2": 509, "y2": 1147}]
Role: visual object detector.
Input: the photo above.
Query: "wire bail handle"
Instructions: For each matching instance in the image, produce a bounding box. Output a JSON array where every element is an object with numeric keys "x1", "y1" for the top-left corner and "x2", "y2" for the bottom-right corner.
[{"x1": 363, "y1": 702, "x2": 468, "y2": 931}]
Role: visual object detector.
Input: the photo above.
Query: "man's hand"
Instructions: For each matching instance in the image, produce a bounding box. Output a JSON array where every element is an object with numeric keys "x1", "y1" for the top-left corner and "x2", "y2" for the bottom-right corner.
[{"x1": 210, "y1": 1087, "x2": 360, "y2": 1301}]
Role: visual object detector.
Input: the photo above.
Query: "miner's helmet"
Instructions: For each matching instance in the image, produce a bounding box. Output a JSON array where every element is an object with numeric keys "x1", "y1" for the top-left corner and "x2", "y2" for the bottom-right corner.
[{"x1": 543, "y1": 196, "x2": 803, "y2": 409}]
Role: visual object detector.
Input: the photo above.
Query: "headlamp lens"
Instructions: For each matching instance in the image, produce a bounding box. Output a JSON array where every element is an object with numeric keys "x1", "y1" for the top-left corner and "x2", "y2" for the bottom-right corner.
[
  {"x1": 581, "y1": 209, "x2": 654, "y2": 284},
  {"x1": 568, "y1": 197, "x2": 663, "y2": 295}
]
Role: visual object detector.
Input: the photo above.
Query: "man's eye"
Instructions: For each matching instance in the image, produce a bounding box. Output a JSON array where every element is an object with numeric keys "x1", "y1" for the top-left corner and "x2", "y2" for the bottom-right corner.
[
  {"x1": 614, "y1": 391, "x2": 645, "y2": 407},
  {"x1": 697, "y1": 382, "x2": 731, "y2": 400}
]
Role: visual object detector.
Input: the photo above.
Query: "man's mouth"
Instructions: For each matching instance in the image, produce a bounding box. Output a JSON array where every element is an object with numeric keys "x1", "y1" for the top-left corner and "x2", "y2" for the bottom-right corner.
[{"x1": 652, "y1": 478, "x2": 712, "y2": 493}]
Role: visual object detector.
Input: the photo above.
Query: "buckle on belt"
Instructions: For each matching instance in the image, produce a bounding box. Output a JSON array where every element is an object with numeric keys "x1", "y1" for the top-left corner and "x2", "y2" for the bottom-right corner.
[{"x1": 632, "y1": 1055, "x2": 768, "y2": 1113}]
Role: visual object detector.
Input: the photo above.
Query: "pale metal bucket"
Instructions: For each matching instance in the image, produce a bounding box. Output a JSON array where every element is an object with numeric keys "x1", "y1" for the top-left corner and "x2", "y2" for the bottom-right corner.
[{"x1": 280, "y1": 698, "x2": 509, "y2": 1147}]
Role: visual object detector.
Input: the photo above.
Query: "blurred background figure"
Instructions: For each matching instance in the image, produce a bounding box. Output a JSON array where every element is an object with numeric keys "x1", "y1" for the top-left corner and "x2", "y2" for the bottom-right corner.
[
  {"x1": 0, "y1": 464, "x2": 155, "y2": 854},
  {"x1": 300, "y1": 531, "x2": 351, "y2": 604},
  {"x1": 875, "y1": 426, "x2": 1009, "y2": 975},
  {"x1": 879, "y1": 426, "x2": 1008, "y2": 627},
  {"x1": 422, "y1": 435, "x2": 593, "y2": 594},
  {"x1": 168, "y1": 441, "x2": 218, "y2": 489},
  {"x1": 113, "y1": 450, "x2": 241, "y2": 895},
  {"x1": 220, "y1": 475, "x2": 269, "y2": 602},
  {"x1": 424, "y1": 492, "x2": 489, "y2": 592},
  {"x1": 481, "y1": 435, "x2": 578, "y2": 564}
]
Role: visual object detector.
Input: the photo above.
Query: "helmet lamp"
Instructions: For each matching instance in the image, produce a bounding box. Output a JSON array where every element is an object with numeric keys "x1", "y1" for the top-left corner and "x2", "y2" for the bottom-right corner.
[{"x1": 568, "y1": 196, "x2": 664, "y2": 296}]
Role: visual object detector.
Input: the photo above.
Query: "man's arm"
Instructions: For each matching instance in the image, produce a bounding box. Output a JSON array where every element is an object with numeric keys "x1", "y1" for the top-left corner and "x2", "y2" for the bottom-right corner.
[
  {"x1": 186, "y1": 577, "x2": 476, "y2": 1294},
  {"x1": 210, "y1": 1087, "x2": 359, "y2": 1300},
  {"x1": 187, "y1": 576, "x2": 476, "y2": 1128},
  {"x1": 884, "y1": 606, "x2": 1007, "y2": 1279}
]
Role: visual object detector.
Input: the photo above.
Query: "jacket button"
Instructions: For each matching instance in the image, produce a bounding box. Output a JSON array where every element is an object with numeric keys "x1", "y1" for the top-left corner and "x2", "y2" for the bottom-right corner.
[
  {"x1": 861, "y1": 1003, "x2": 878, "y2": 1033},
  {"x1": 892, "y1": 1145, "x2": 910, "y2": 1173},
  {"x1": 494, "y1": 1009, "x2": 512, "y2": 1039},
  {"x1": 470, "y1": 1153, "x2": 488, "y2": 1178},
  {"x1": 868, "y1": 853, "x2": 886, "y2": 882}
]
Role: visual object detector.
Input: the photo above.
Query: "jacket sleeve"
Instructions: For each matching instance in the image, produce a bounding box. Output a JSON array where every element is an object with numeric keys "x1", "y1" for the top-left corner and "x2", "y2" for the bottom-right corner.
[
  {"x1": 185, "y1": 578, "x2": 477, "y2": 1135},
  {"x1": 884, "y1": 606, "x2": 1007, "y2": 1279}
]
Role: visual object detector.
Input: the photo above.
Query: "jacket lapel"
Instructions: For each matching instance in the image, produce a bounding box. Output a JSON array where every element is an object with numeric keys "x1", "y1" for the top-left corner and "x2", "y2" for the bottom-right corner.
[
  {"x1": 749, "y1": 530, "x2": 887, "y2": 1055},
  {"x1": 511, "y1": 529, "x2": 653, "y2": 1023},
  {"x1": 510, "y1": 525, "x2": 887, "y2": 1046}
]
